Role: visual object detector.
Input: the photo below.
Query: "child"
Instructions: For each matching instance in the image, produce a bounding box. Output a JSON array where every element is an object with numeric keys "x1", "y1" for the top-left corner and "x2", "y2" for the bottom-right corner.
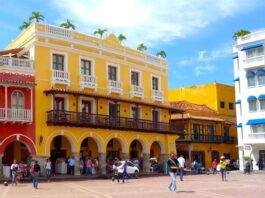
[{"x1": 112, "y1": 162, "x2": 120, "y2": 183}]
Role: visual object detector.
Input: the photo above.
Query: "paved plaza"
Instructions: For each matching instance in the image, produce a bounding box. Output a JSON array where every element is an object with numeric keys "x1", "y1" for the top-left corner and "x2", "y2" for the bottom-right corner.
[{"x1": 0, "y1": 172, "x2": 264, "y2": 198}]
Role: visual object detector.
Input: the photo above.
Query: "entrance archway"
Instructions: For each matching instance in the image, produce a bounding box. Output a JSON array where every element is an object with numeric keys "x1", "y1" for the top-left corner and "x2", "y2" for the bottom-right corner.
[
  {"x1": 150, "y1": 141, "x2": 161, "y2": 159},
  {"x1": 80, "y1": 137, "x2": 99, "y2": 159},
  {"x1": 129, "y1": 140, "x2": 143, "y2": 160},
  {"x1": 106, "y1": 138, "x2": 122, "y2": 160},
  {"x1": 50, "y1": 135, "x2": 73, "y2": 174}
]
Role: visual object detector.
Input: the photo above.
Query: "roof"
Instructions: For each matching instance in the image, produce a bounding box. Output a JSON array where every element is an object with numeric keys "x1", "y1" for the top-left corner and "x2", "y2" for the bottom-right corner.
[
  {"x1": 0, "y1": 72, "x2": 35, "y2": 86},
  {"x1": 171, "y1": 113, "x2": 225, "y2": 122},
  {"x1": 170, "y1": 101, "x2": 217, "y2": 114},
  {"x1": 0, "y1": 48, "x2": 24, "y2": 56}
]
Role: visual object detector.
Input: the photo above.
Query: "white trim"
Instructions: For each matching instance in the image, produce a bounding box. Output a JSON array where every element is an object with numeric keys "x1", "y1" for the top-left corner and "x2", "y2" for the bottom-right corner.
[
  {"x1": 11, "y1": 90, "x2": 25, "y2": 109},
  {"x1": 50, "y1": 50, "x2": 68, "y2": 72}
]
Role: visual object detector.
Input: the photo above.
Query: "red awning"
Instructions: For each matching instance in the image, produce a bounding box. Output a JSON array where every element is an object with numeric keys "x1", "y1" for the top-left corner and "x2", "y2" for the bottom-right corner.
[{"x1": 0, "y1": 72, "x2": 35, "y2": 85}]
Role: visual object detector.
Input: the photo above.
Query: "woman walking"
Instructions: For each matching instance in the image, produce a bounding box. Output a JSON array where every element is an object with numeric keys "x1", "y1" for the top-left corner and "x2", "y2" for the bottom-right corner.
[
  {"x1": 220, "y1": 156, "x2": 227, "y2": 181},
  {"x1": 45, "y1": 158, "x2": 52, "y2": 182},
  {"x1": 167, "y1": 152, "x2": 179, "y2": 192}
]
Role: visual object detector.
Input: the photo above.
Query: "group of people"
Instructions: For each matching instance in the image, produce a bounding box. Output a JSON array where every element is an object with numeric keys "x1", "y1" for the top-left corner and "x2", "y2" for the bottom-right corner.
[
  {"x1": 111, "y1": 158, "x2": 128, "y2": 184},
  {"x1": 79, "y1": 157, "x2": 99, "y2": 175}
]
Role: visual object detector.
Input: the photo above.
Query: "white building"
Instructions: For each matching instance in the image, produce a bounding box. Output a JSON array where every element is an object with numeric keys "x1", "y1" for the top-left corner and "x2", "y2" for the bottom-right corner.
[{"x1": 233, "y1": 30, "x2": 265, "y2": 171}]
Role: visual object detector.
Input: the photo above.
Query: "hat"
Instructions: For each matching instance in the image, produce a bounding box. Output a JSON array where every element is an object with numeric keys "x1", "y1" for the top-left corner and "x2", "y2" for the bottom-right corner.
[{"x1": 220, "y1": 156, "x2": 225, "y2": 160}]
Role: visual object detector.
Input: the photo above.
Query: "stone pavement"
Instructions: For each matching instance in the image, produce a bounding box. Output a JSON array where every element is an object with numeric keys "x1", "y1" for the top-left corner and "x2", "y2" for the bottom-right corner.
[{"x1": 0, "y1": 172, "x2": 265, "y2": 198}]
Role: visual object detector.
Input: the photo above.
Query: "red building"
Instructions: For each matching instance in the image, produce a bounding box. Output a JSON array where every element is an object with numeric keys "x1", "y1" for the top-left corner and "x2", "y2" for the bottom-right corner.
[{"x1": 0, "y1": 49, "x2": 36, "y2": 177}]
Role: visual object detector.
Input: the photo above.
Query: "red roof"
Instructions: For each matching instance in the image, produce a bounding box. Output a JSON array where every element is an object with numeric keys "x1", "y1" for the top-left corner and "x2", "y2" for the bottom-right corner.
[
  {"x1": 0, "y1": 72, "x2": 35, "y2": 85},
  {"x1": 170, "y1": 101, "x2": 217, "y2": 114}
]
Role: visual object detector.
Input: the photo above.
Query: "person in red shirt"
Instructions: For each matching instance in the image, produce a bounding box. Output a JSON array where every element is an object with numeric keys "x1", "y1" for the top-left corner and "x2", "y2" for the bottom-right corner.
[{"x1": 212, "y1": 159, "x2": 218, "y2": 174}]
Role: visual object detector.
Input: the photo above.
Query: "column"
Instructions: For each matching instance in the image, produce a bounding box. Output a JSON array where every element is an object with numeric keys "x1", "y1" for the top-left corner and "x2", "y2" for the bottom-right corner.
[
  {"x1": 0, "y1": 155, "x2": 3, "y2": 178},
  {"x1": 188, "y1": 144, "x2": 192, "y2": 168},
  {"x1": 98, "y1": 153, "x2": 106, "y2": 175},
  {"x1": 159, "y1": 153, "x2": 168, "y2": 174},
  {"x1": 73, "y1": 152, "x2": 80, "y2": 176},
  {"x1": 5, "y1": 85, "x2": 7, "y2": 120},
  {"x1": 30, "y1": 87, "x2": 33, "y2": 121},
  {"x1": 142, "y1": 153, "x2": 150, "y2": 173},
  {"x1": 122, "y1": 153, "x2": 129, "y2": 160}
]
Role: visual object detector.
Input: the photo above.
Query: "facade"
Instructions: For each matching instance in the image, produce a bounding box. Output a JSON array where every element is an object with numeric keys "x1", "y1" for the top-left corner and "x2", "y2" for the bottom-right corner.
[
  {"x1": 168, "y1": 83, "x2": 238, "y2": 167},
  {"x1": 0, "y1": 23, "x2": 182, "y2": 177},
  {"x1": 0, "y1": 48, "x2": 36, "y2": 177},
  {"x1": 170, "y1": 101, "x2": 237, "y2": 169},
  {"x1": 233, "y1": 30, "x2": 265, "y2": 171}
]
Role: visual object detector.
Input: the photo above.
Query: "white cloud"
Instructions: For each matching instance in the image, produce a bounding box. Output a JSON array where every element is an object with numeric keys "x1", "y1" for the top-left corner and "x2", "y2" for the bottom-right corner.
[
  {"x1": 195, "y1": 65, "x2": 215, "y2": 76},
  {"x1": 48, "y1": 0, "x2": 260, "y2": 47}
]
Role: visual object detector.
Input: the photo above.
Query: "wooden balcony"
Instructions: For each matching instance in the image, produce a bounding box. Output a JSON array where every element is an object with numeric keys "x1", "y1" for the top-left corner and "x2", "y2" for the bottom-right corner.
[
  {"x1": 0, "y1": 108, "x2": 32, "y2": 123},
  {"x1": 176, "y1": 133, "x2": 236, "y2": 144},
  {"x1": 47, "y1": 110, "x2": 179, "y2": 134}
]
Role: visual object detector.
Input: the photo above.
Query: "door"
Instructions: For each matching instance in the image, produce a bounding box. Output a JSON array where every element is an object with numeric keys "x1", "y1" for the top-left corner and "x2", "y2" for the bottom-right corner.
[
  {"x1": 193, "y1": 124, "x2": 200, "y2": 141},
  {"x1": 81, "y1": 100, "x2": 91, "y2": 114},
  {"x1": 109, "y1": 103, "x2": 120, "y2": 126},
  {"x1": 223, "y1": 127, "x2": 230, "y2": 143},
  {"x1": 11, "y1": 90, "x2": 25, "y2": 119},
  {"x1": 54, "y1": 97, "x2": 65, "y2": 121},
  {"x1": 152, "y1": 110, "x2": 159, "y2": 129}
]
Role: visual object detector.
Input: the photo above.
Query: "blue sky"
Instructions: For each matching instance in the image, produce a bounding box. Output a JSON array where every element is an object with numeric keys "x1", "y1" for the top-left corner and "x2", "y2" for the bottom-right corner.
[{"x1": 0, "y1": 0, "x2": 265, "y2": 89}]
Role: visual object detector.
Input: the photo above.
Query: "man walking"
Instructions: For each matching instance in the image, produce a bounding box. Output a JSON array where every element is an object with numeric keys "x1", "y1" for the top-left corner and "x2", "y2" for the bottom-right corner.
[
  {"x1": 33, "y1": 161, "x2": 40, "y2": 189},
  {"x1": 177, "y1": 155, "x2": 185, "y2": 181},
  {"x1": 167, "y1": 152, "x2": 179, "y2": 193},
  {"x1": 11, "y1": 160, "x2": 18, "y2": 186},
  {"x1": 68, "y1": 156, "x2": 75, "y2": 176}
]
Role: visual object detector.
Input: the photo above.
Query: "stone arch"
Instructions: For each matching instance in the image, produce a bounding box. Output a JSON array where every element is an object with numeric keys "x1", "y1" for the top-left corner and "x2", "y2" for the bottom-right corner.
[
  {"x1": 104, "y1": 133, "x2": 127, "y2": 153},
  {"x1": 0, "y1": 134, "x2": 36, "y2": 155},
  {"x1": 45, "y1": 130, "x2": 78, "y2": 155},
  {"x1": 78, "y1": 132, "x2": 103, "y2": 153},
  {"x1": 127, "y1": 135, "x2": 148, "y2": 154},
  {"x1": 148, "y1": 137, "x2": 166, "y2": 155}
]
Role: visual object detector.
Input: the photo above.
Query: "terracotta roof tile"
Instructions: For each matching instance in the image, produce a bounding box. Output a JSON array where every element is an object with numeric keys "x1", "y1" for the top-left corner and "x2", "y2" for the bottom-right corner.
[{"x1": 170, "y1": 101, "x2": 217, "y2": 114}]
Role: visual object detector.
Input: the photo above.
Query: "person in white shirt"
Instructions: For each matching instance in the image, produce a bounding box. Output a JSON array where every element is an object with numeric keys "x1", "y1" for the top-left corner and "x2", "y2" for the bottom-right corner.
[
  {"x1": 177, "y1": 155, "x2": 185, "y2": 181},
  {"x1": 45, "y1": 158, "x2": 52, "y2": 182},
  {"x1": 11, "y1": 160, "x2": 18, "y2": 186}
]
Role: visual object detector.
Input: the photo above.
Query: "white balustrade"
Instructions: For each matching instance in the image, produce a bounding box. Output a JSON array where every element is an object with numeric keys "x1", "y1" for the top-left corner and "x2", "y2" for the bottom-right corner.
[
  {"x1": 108, "y1": 80, "x2": 122, "y2": 94},
  {"x1": 130, "y1": 85, "x2": 143, "y2": 98},
  {"x1": 80, "y1": 75, "x2": 97, "y2": 90},
  {"x1": 243, "y1": 56, "x2": 265, "y2": 68},
  {"x1": 248, "y1": 133, "x2": 265, "y2": 140},
  {"x1": 237, "y1": 30, "x2": 265, "y2": 45},
  {"x1": 47, "y1": 25, "x2": 71, "y2": 38},
  {"x1": 52, "y1": 70, "x2": 70, "y2": 85},
  {"x1": 0, "y1": 108, "x2": 32, "y2": 122},
  {"x1": 0, "y1": 57, "x2": 33, "y2": 69},
  {"x1": 152, "y1": 90, "x2": 163, "y2": 102}
]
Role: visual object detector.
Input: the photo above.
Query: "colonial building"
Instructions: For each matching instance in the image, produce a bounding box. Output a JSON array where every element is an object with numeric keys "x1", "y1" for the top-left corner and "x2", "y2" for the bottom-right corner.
[
  {"x1": 170, "y1": 101, "x2": 237, "y2": 169},
  {"x1": 0, "y1": 48, "x2": 36, "y2": 177},
  {"x1": 233, "y1": 30, "x2": 265, "y2": 171},
  {"x1": 168, "y1": 83, "x2": 238, "y2": 167},
  {"x1": 0, "y1": 23, "x2": 182, "y2": 176}
]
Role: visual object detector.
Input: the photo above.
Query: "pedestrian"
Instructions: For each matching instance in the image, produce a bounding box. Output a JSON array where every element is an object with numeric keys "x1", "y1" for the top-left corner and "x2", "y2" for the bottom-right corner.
[
  {"x1": 68, "y1": 156, "x2": 75, "y2": 176},
  {"x1": 80, "y1": 158, "x2": 84, "y2": 175},
  {"x1": 112, "y1": 161, "x2": 120, "y2": 184},
  {"x1": 220, "y1": 156, "x2": 227, "y2": 181},
  {"x1": 167, "y1": 152, "x2": 179, "y2": 193},
  {"x1": 45, "y1": 158, "x2": 52, "y2": 182},
  {"x1": 86, "y1": 158, "x2": 92, "y2": 176},
  {"x1": 245, "y1": 159, "x2": 251, "y2": 175},
  {"x1": 10, "y1": 160, "x2": 18, "y2": 186},
  {"x1": 33, "y1": 161, "x2": 40, "y2": 189},
  {"x1": 122, "y1": 160, "x2": 129, "y2": 183},
  {"x1": 177, "y1": 155, "x2": 185, "y2": 181},
  {"x1": 212, "y1": 159, "x2": 218, "y2": 174},
  {"x1": 257, "y1": 158, "x2": 264, "y2": 170},
  {"x1": 193, "y1": 160, "x2": 199, "y2": 174}
]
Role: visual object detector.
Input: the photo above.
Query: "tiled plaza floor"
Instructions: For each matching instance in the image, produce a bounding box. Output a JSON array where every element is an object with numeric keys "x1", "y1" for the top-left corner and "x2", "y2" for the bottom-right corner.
[{"x1": 0, "y1": 172, "x2": 264, "y2": 198}]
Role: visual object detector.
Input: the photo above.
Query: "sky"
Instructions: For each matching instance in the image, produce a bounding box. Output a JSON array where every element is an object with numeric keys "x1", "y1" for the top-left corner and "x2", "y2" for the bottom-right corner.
[{"x1": 0, "y1": 0, "x2": 264, "y2": 89}]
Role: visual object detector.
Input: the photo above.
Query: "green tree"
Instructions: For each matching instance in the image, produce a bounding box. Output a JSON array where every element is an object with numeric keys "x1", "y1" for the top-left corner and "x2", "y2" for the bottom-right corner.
[
  {"x1": 118, "y1": 34, "x2": 126, "y2": 43},
  {"x1": 60, "y1": 19, "x2": 76, "y2": 30},
  {"x1": 156, "y1": 50, "x2": 167, "y2": 58},
  {"x1": 137, "y1": 43, "x2": 147, "y2": 51},
  {"x1": 19, "y1": 21, "x2": 31, "y2": 30},
  {"x1": 233, "y1": 29, "x2": 250, "y2": 40},
  {"x1": 93, "y1": 28, "x2": 107, "y2": 39},
  {"x1": 29, "y1": 11, "x2": 44, "y2": 22}
]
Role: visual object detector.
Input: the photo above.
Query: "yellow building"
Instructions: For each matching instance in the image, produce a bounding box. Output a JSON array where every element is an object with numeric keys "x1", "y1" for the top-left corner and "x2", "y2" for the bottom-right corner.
[
  {"x1": 169, "y1": 83, "x2": 238, "y2": 169},
  {"x1": 5, "y1": 23, "x2": 182, "y2": 175}
]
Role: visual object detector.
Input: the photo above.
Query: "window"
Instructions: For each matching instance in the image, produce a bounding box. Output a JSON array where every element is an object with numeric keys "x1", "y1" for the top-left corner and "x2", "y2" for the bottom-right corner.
[
  {"x1": 248, "y1": 100, "x2": 257, "y2": 112},
  {"x1": 131, "y1": 71, "x2": 139, "y2": 86},
  {"x1": 108, "y1": 66, "x2": 117, "y2": 81},
  {"x1": 260, "y1": 100, "x2": 265, "y2": 111},
  {"x1": 52, "y1": 54, "x2": 64, "y2": 70},
  {"x1": 152, "y1": 77, "x2": 159, "y2": 90},
  {"x1": 251, "y1": 124, "x2": 265, "y2": 133},
  {"x1": 229, "y1": 103, "x2": 234, "y2": 110},
  {"x1": 81, "y1": 59, "x2": 91, "y2": 75},
  {"x1": 246, "y1": 47, "x2": 264, "y2": 59},
  {"x1": 193, "y1": 124, "x2": 200, "y2": 140},
  {"x1": 11, "y1": 91, "x2": 24, "y2": 109},
  {"x1": 207, "y1": 125, "x2": 214, "y2": 136},
  {"x1": 81, "y1": 100, "x2": 92, "y2": 113},
  {"x1": 220, "y1": 101, "x2": 225, "y2": 109},
  {"x1": 54, "y1": 97, "x2": 65, "y2": 111},
  {"x1": 247, "y1": 76, "x2": 256, "y2": 87},
  {"x1": 258, "y1": 75, "x2": 265, "y2": 86}
]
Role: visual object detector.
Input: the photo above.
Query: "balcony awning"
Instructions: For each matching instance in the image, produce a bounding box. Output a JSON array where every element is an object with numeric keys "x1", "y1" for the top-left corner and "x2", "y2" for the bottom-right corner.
[
  {"x1": 246, "y1": 71, "x2": 255, "y2": 77},
  {"x1": 241, "y1": 43, "x2": 263, "y2": 51},
  {"x1": 256, "y1": 69, "x2": 265, "y2": 75},
  {"x1": 258, "y1": 94, "x2": 265, "y2": 100},
  {"x1": 235, "y1": 100, "x2": 241, "y2": 104},
  {"x1": 247, "y1": 96, "x2": 257, "y2": 101},
  {"x1": 234, "y1": 77, "x2": 240, "y2": 81},
  {"x1": 246, "y1": 119, "x2": 265, "y2": 125},
  {"x1": 232, "y1": 55, "x2": 238, "y2": 59},
  {"x1": 237, "y1": 123, "x2": 242, "y2": 128}
]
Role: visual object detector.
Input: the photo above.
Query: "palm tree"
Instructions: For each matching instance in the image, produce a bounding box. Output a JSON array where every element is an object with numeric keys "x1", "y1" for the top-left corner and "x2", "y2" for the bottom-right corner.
[
  {"x1": 60, "y1": 19, "x2": 76, "y2": 30},
  {"x1": 156, "y1": 51, "x2": 167, "y2": 58},
  {"x1": 93, "y1": 28, "x2": 107, "y2": 39},
  {"x1": 118, "y1": 34, "x2": 126, "y2": 43},
  {"x1": 137, "y1": 43, "x2": 147, "y2": 51},
  {"x1": 19, "y1": 21, "x2": 31, "y2": 30},
  {"x1": 29, "y1": 11, "x2": 44, "y2": 22},
  {"x1": 233, "y1": 30, "x2": 250, "y2": 40}
]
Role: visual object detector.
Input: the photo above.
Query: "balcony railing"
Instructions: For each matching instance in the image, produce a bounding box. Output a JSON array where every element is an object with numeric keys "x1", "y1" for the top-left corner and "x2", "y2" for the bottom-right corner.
[
  {"x1": 130, "y1": 85, "x2": 143, "y2": 98},
  {"x1": 152, "y1": 90, "x2": 163, "y2": 102},
  {"x1": 51, "y1": 70, "x2": 70, "y2": 86},
  {"x1": 47, "y1": 110, "x2": 177, "y2": 134},
  {"x1": 0, "y1": 57, "x2": 34, "y2": 74},
  {"x1": 248, "y1": 133, "x2": 265, "y2": 140},
  {"x1": 107, "y1": 80, "x2": 122, "y2": 94},
  {"x1": 176, "y1": 133, "x2": 236, "y2": 144},
  {"x1": 243, "y1": 55, "x2": 265, "y2": 69},
  {"x1": 0, "y1": 108, "x2": 32, "y2": 123},
  {"x1": 80, "y1": 75, "x2": 97, "y2": 90}
]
